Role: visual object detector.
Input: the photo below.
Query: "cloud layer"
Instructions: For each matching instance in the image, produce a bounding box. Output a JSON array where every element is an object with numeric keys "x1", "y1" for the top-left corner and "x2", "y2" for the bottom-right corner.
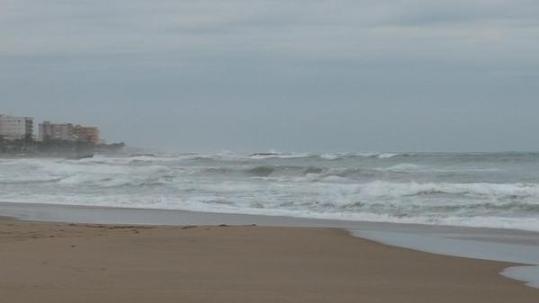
[{"x1": 1, "y1": 0, "x2": 538, "y2": 151}]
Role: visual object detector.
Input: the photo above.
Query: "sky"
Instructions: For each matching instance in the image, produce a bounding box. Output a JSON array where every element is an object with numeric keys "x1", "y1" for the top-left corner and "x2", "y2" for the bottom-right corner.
[{"x1": 1, "y1": 0, "x2": 538, "y2": 152}]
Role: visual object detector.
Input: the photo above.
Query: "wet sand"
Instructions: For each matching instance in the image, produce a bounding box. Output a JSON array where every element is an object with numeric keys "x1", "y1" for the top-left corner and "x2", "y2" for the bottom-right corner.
[{"x1": 0, "y1": 218, "x2": 538, "y2": 303}]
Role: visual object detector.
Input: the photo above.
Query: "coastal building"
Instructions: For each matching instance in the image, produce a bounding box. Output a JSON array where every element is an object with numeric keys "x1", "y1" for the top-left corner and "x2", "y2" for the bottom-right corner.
[
  {"x1": 0, "y1": 114, "x2": 34, "y2": 141},
  {"x1": 74, "y1": 126, "x2": 100, "y2": 144},
  {"x1": 39, "y1": 122, "x2": 76, "y2": 142},
  {"x1": 39, "y1": 122, "x2": 100, "y2": 144}
]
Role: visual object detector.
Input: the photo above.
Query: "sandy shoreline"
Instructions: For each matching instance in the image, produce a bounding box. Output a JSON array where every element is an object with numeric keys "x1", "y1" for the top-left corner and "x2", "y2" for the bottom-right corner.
[{"x1": 0, "y1": 218, "x2": 538, "y2": 302}]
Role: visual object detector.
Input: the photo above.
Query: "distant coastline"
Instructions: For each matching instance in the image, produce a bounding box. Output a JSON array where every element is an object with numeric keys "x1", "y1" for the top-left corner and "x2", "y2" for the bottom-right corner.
[{"x1": 0, "y1": 138, "x2": 125, "y2": 158}]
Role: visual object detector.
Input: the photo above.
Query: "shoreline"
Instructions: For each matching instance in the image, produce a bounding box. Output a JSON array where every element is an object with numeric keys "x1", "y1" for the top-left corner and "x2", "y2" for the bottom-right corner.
[
  {"x1": 1, "y1": 201, "x2": 539, "y2": 290},
  {"x1": 3, "y1": 200, "x2": 538, "y2": 234},
  {"x1": 1, "y1": 217, "x2": 538, "y2": 302}
]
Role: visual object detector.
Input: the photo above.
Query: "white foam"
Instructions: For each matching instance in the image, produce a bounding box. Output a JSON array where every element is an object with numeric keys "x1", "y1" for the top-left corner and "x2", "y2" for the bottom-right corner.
[
  {"x1": 377, "y1": 153, "x2": 399, "y2": 159},
  {"x1": 383, "y1": 163, "x2": 423, "y2": 171},
  {"x1": 2, "y1": 153, "x2": 539, "y2": 232}
]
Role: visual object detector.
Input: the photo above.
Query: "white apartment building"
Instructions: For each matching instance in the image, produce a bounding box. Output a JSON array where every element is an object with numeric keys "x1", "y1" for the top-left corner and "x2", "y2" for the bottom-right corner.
[{"x1": 0, "y1": 115, "x2": 34, "y2": 140}]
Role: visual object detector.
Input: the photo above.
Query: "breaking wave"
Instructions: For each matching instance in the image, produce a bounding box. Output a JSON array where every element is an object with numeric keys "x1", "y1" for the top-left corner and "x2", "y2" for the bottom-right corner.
[{"x1": 2, "y1": 152, "x2": 539, "y2": 231}]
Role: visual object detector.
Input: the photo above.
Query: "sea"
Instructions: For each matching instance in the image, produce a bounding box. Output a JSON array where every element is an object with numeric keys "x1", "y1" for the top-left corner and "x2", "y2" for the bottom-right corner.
[{"x1": 2, "y1": 151, "x2": 539, "y2": 232}]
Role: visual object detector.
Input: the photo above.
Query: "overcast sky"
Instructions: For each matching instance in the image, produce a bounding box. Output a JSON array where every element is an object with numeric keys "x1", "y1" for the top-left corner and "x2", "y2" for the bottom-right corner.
[{"x1": 1, "y1": 0, "x2": 538, "y2": 152}]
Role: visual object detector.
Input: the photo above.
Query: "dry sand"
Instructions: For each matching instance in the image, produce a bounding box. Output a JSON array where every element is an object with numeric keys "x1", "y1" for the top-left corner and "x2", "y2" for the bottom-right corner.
[{"x1": 0, "y1": 218, "x2": 538, "y2": 302}]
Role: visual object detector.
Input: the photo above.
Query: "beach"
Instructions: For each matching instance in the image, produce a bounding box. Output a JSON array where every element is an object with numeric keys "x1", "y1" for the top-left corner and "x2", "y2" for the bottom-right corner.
[
  {"x1": 1, "y1": 217, "x2": 538, "y2": 303},
  {"x1": 4, "y1": 0, "x2": 538, "y2": 299}
]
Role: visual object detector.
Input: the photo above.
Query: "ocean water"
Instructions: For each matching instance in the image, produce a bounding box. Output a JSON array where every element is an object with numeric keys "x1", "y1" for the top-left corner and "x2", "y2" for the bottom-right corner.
[{"x1": 2, "y1": 151, "x2": 539, "y2": 231}]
